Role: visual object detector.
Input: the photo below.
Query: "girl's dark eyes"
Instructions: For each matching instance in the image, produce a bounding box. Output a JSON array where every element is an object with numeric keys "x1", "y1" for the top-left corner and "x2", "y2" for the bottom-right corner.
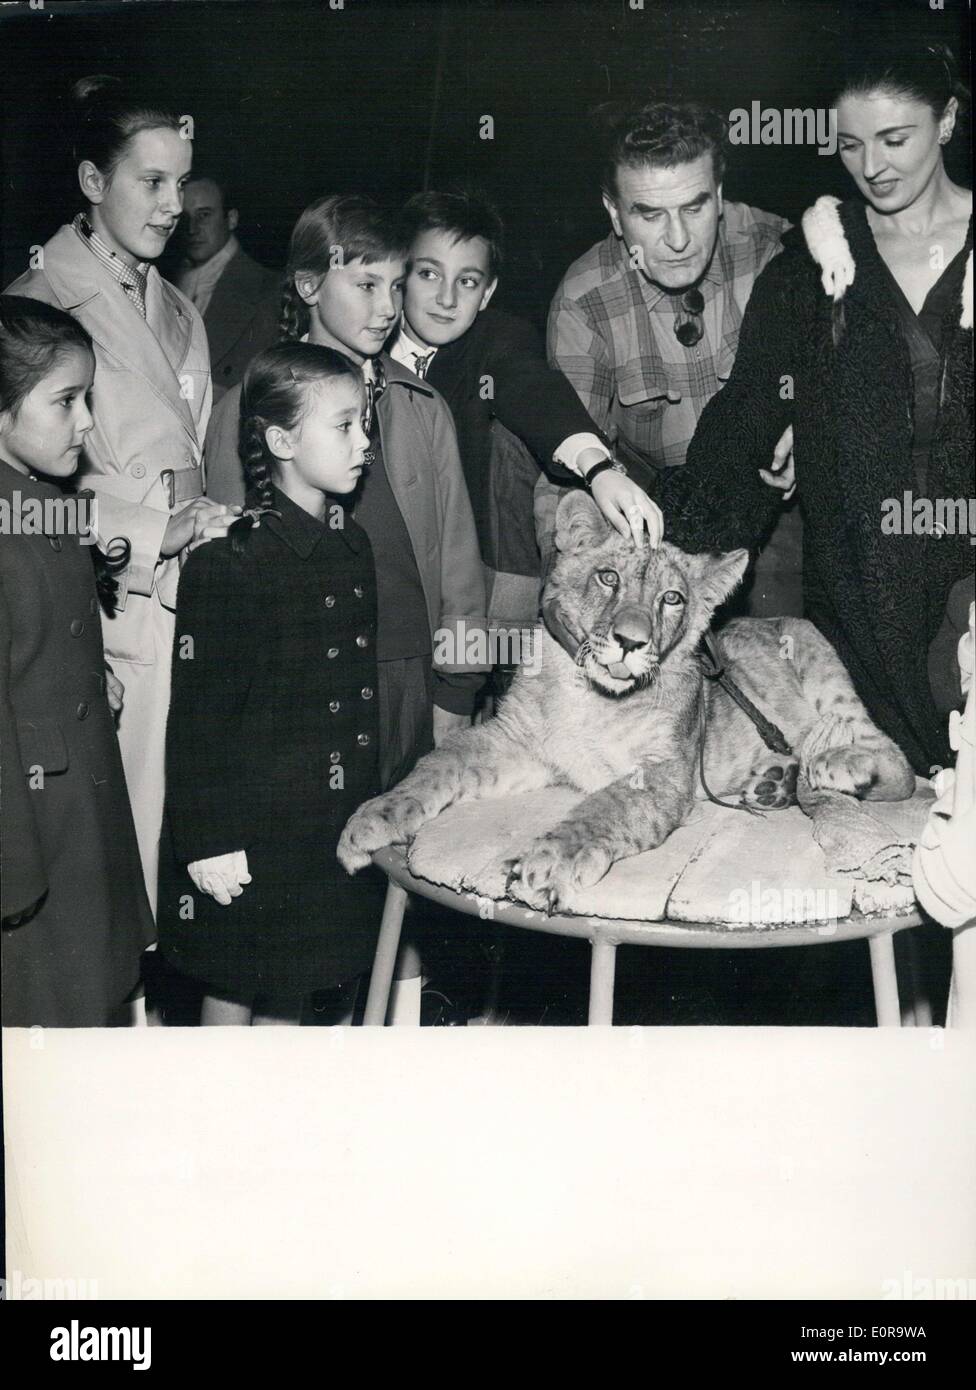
[
  {"x1": 662, "y1": 590, "x2": 685, "y2": 606},
  {"x1": 596, "y1": 568, "x2": 619, "y2": 588}
]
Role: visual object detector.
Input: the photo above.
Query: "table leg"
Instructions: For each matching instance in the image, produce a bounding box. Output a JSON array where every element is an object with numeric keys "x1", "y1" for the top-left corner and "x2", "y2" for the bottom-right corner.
[
  {"x1": 588, "y1": 937, "x2": 617, "y2": 1025},
  {"x1": 898, "y1": 928, "x2": 932, "y2": 1028},
  {"x1": 869, "y1": 933, "x2": 901, "y2": 1028},
  {"x1": 364, "y1": 882, "x2": 409, "y2": 1026}
]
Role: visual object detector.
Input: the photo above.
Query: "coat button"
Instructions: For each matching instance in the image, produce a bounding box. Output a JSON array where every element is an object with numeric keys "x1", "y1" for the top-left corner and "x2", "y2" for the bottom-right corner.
[
  {"x1": 357, "y1": 733, "x2": 370, "y2": 746},
  {"x1": 329, "y1": 700, "x2": 340, "y2": 713},
  {"x1": 130, "y1": 462, "x2": 146, "y2": 479},
  {"x1": 76, "y1": 702, "x2": 90, "y2": 720},
  {"x1": 49, "y1": 536, "x2": 62, "y2": 552},
  {"x1": 70, "y1": 619, "x2": 85, "y2": 637},
  {"x1": 361, "y1": 686, "x2": 373, "y2": 700},
  {"x1": 327, "y1": 647, "x2": 339, "y2": 659},
  {"x1": 96, "y1": 673, "x2": 107, "y2": 693},
  {"x1": 353, "y1": 585, "x2": 364, "y2": 598},
  {"x1": 324, "y1": 595, "x2": 336, "y2": 608},
  {"x1": 89, "y1": 596, "x2": 98, "y2": 615},
  {"x1": 356, "y1": 635, "x2": 368, "y2": 648},
  {"x1": 329, "y1": 751, "x2": 342, "y2": 764}
]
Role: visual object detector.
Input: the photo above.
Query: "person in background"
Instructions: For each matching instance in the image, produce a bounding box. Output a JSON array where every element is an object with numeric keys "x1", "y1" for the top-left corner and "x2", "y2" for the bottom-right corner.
[
  {"x1": 545, "y1": 99, "x2": 798, "y2": 612},
  {"x1": 660, "y1": 39, "x2": 972, "y2": 778},
  {"x1": 390, "y1": 189, "x2": 663, "y2": 631},
  {"x1": 6, "y1": 75, "x2": 238, "y2": 920},
  {"x1": 0, "y1": 296, "x2": 154, "y2": 1026},
  {"x1": 158, "y1": 344, "x2": 382, "y2": 1025},
  {"x1": 174, "y1": 174, "x2": 280, "y2": 400}
]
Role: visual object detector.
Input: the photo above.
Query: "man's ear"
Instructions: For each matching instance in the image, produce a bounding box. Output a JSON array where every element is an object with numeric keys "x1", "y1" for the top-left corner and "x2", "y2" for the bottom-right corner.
[
  {"x1": 692, "y1": 548, "x2": 749, "y2": 615},
  {"x1": 227, "y1": 208, "x2": 240, "y2": 233},
  {"x1": 555, "y1": 489, "x2": 611, "y2": 554},
  {"x1": 601, "y1": 190, "x2": 623, "y2": 239},
  {"x1": 478, "y1": 278, "x2": 498, "y2": 313},
  {"x1": 716, "y1": 182, "x2": 724, "y2": 219},
  {"x1": 78, "y1": 161, "x2": 107, "y2": 205}
]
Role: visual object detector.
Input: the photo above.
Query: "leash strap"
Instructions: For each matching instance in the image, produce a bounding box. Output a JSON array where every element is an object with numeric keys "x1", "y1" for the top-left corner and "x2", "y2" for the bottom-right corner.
[{"x1": 699, "y1": 632, "x2": 794, "y2": 757}]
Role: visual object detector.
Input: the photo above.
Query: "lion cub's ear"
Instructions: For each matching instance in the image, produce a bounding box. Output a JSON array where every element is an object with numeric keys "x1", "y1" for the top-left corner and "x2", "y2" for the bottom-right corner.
[
  {"x1": 555, "y1": 490, "x2": 611, "y2": 554},
  {"x1": 693, "y1": 549, "x2": 750, "y2": 615}
]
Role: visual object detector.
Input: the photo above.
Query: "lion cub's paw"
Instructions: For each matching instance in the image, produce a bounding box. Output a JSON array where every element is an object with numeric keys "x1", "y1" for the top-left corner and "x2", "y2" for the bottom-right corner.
[
  {"x1": 804, "y1": 746, "x2": 877, "y2": 797},
  {"x1": 504, "y1": 837, "x2": 613, "y2": 914},
  {"x1": 740, "y1": 758, "x2": 799, "y2": 809},
  {"x1": 337, "y1": 794, "x2": 429, "y2": 873}
]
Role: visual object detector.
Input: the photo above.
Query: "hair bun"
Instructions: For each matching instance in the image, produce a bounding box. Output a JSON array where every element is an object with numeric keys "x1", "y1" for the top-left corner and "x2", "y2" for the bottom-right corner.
[{"x1": 71, "y1": 73, "x2": 121, "y2": 107}]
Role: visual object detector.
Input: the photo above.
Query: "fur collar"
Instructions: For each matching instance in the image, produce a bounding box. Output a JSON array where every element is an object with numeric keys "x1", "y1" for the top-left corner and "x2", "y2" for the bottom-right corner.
[{"x1": 801, "y1": 194, "x2": 973, "y2": 329}]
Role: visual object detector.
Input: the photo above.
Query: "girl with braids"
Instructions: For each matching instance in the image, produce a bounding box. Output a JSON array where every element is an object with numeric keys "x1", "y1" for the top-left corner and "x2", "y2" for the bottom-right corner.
[
  {"x1": 157, "y1": 342, "x2": 383, "y2": 1025},
  {"x1": 0, "y1": 295, "x2": 154, "y2": 1025},
  {"x1": 7, "y1": 75, "x2": 239, "y2": 919},
  {"x1": 205, "y1": 194, "x2": 488, "y2": 787},
  {"x1": 662, "y1": 37, "x2": 973, "y2": 777}
]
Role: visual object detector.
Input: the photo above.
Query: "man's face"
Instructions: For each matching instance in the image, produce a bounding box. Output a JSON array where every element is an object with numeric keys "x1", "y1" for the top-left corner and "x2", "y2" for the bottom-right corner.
[
  {"x1": 404, "y1": 229, "x2": 497, "y2": 347},
  {"x1": 182, "y1": 179, "x2": 236, "y2": 266},
  {"x1": 603, "y1": 153, "x2": 722, "y2": 291}
]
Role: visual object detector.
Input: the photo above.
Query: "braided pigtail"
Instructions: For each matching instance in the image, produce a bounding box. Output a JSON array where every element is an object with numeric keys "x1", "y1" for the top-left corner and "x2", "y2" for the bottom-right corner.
[
  {"x1": 277, "y1": 278, "x2": 307, "y2": 344},
  {"x1": 229, "y1": 341, "x2": 363, "y2": 553}
]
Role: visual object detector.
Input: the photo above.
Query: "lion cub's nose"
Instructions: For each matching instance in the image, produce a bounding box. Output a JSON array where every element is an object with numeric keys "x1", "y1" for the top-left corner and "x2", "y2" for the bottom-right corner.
[{"x1": 612, "y1": 607, "x2": 651, "y2": 653}]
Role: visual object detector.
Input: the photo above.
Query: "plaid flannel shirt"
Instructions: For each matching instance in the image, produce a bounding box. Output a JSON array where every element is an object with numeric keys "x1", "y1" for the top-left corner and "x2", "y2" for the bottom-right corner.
[{"x1": 547, "y1": 199, "x2": 788, "y2": 461}]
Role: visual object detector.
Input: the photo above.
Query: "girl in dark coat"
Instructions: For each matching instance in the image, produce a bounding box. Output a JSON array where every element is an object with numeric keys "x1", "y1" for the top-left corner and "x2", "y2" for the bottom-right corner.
[
  {"x1": 661, "y1": 41, "x2": 973, "y2": 778},
  {"x1": 0, "y1": 296, "x2": 154, "y2": 1025},
  {"x1": 158, "y1": 343, "x2": 383, "y2": 1024}
]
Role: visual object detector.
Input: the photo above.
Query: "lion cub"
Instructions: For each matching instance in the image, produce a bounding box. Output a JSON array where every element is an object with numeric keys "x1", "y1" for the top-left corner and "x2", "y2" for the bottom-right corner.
[{"x1": 339, "y1": 492, "x2": 915, "y2": 912}]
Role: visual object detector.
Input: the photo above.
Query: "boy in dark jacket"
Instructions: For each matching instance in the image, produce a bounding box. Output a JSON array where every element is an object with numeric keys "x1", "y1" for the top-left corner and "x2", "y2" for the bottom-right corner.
[{"x1": 390, "y1": 191, "x2": 662, "y2": 625}]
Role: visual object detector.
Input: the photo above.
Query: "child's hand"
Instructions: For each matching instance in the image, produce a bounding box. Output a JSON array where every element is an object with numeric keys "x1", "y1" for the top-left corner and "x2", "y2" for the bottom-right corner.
[
  {"x1": 105, "y1": 666, "x2": 124, "y2": 715},
  {"x1": 188, "y1": 851, "x2": 251, "y2": 906}
]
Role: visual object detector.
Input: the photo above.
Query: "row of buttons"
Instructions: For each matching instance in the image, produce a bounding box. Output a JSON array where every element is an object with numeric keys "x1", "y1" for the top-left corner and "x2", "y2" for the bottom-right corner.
[
  {"x1": 326, "y1": 635, "x2": 371, "y2": 658},
  {"x1": 324, "y1": 586, "x2": 366, "y2": 606},
  {"x1": 328, "y1": 688, "x2": 373, "y2": 712},
  {"x1": 328, "y1": 735, "x2": 371, "y2": 762}
]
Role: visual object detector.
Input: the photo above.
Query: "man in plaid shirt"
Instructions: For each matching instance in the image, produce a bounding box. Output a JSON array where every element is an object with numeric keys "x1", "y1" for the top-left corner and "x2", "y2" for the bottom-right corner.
[{"x1": 542, "y1": 101, "x2": 801, "y2": 614}]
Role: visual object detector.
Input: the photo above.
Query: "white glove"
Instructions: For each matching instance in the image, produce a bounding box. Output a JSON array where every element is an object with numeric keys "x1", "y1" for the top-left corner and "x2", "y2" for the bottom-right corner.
[{"x1": 187, "y1": 850, "x2": 251, "y2": 906}]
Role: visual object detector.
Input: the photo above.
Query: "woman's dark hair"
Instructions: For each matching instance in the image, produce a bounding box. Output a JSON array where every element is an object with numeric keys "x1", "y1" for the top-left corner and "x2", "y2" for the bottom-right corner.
[
  {"x1": 832, "y1": 40, "x2": 968, "y2": 123},
  {"x1": 597, "y1": 100, "x2": 728, "y2": 198},
  {"x1": 400, "y1": 188, "x2": 505, "y2": 281},
  {"x1": 278, "y1": 194, "x2": 411, "y2": 342},
  {"x1": 230, "y1": 341, "x2": 363, "y2": 549},
  {"x1": 71, "y1": 74, "x2": 185, "y2": 179},
  {"x1": 0, "y1": 294, "x2": 92, "y2": 415}
]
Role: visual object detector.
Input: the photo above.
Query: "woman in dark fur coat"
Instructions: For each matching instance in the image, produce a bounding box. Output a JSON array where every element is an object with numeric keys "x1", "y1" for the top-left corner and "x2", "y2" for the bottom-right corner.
[{"x1": 661, "y1": 40, "x2": 973, "y2": 777}]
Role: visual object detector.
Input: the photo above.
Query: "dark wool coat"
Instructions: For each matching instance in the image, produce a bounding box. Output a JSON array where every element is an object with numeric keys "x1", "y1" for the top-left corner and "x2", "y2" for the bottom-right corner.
[
  {"x1": 200, "y1": 247, "x2": 280, "y2": 401},
  {"x1": 0, "y1": 464, "x2": 154, "y2": 1026},
  {"x1": 424, "y1": 308, "x2": 595, "y2": 575},
  {"x1": 661, "y1": 202, "x2": 974, "y2": 776},
  {"x1": 157, "y1": 489, "x2": 383, "y2": 1000}
]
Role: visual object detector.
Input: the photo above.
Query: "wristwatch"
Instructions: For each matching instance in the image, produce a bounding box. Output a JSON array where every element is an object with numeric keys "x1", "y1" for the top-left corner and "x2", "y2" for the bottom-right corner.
[{"x1": 582, "y1": 456, "x2": 628, "y2": 490}]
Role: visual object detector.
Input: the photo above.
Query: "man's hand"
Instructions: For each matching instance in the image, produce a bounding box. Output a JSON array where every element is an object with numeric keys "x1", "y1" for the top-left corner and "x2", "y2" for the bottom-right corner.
[
  {"x1": 105, "y1": 667, "x2": 124, "y2": 716},
  {"x1": 589, "y1": 470, "x2": 664, "y2": 547},
  {"x1": 187, "y1": 850, "x2": 251, "y2": 906},
  {"x1": 161, "y1": 498, "x2": 242, "y2": 559},
  {"x1": 759, "y1": 424, "x2": 796, "y2": 499},
  {"x1": 433, "y1": 706, "x2": 470, "y2": 746}
]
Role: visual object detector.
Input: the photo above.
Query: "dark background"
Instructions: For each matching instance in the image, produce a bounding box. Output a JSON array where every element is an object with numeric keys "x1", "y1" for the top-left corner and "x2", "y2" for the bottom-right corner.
[{"x1": 1, "y1": 0, "x2": 971, "y2": 330}]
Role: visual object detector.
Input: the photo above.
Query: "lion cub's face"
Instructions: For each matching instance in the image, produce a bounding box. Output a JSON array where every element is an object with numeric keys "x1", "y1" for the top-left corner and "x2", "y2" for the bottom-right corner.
[{"x1": 546, "y1": 492, "x2": 748, "y2": 697}]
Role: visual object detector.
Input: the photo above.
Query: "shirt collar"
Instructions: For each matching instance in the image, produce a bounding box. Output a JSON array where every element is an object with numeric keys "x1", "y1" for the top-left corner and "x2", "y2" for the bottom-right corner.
[{"x1": 73, "y1": 212, "x2": 150, "y2": 301}]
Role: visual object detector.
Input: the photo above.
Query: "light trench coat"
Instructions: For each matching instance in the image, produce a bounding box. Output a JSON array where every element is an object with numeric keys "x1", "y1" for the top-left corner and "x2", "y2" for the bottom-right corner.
[{"x1": 8, "y1": 224, "x2": 213, "y2": 911}]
